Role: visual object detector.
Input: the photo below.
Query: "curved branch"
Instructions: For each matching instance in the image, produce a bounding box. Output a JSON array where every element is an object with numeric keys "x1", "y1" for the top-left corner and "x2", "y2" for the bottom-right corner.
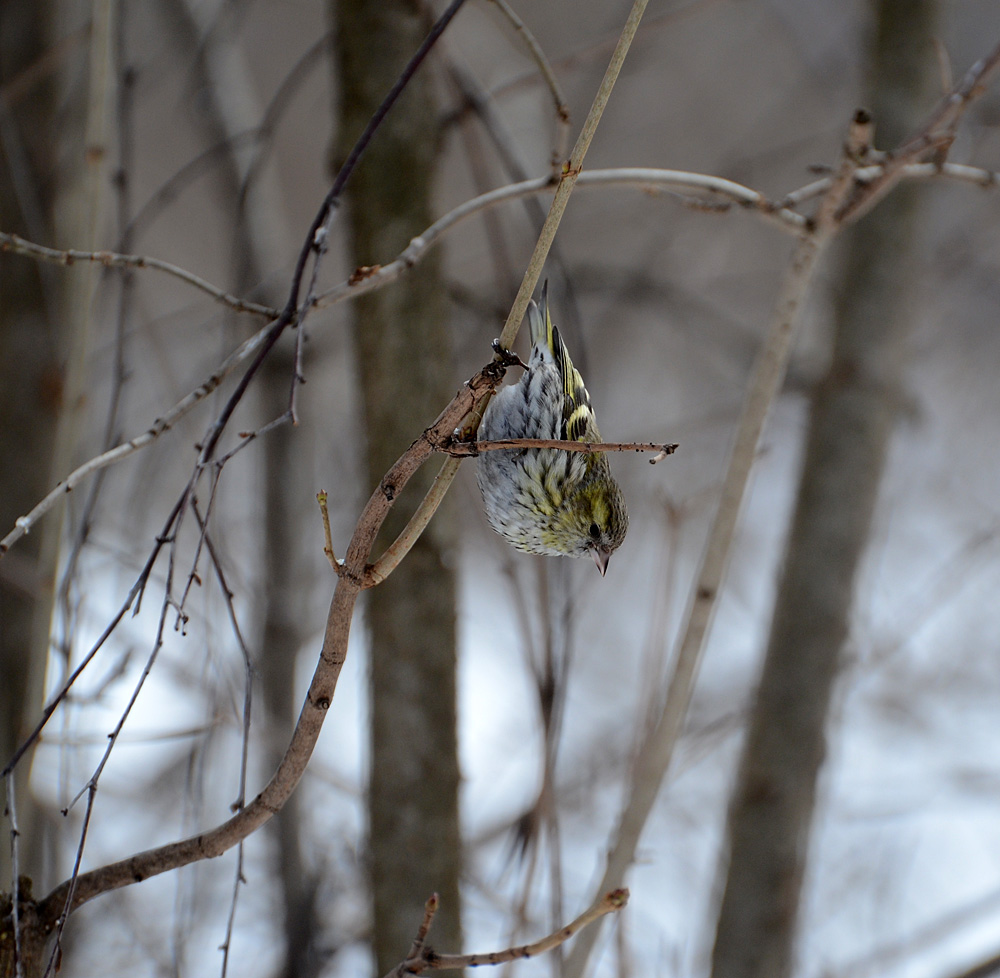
[
  {"x1": 386, "y1": 888, "x2": 629, "y2": 975},
  {"x1": 35, "y1": 356, "x2": 506, "y2": 929}
]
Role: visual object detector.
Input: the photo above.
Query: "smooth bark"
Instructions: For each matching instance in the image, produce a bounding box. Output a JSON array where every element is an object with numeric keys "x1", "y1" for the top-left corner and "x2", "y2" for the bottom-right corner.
[
  {"x1": 0, "y1": 0, "x2": 60, "y2": 892},
  {"x1": 332, "y1": 2, "x2": 463, "y2": 972}
]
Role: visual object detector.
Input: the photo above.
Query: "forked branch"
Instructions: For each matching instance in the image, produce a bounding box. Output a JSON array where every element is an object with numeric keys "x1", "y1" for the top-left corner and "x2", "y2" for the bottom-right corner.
[{"x1": 384, "y1": 889, "x2": 629, "y2": 976}]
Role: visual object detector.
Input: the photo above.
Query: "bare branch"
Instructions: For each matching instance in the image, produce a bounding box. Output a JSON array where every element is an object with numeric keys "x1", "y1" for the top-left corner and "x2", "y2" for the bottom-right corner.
[
  {"x1": 494, "y1": 0, "x2": 655, "y2": 362},
  {"x1": 0, "y1": 231, "x2": 279, "y2": 317},
  {"x1": 364, "y1": 458, "x2": 460, "y2": 589},
  {"x1": 384, "y1": 889, "x2": 629, "y2": 975},
  {"x1": 33, "y1": 352, "x2": 508, "y2": 926},
  {"x1": 484, "y1": 0, "x2": 570, "y2": 164},
  {"x1": 314, "y1": 156, "x2": 1000, "y2": 311},
  {"x1": 385, "y1": 893, "x2": 439, "y2": 978},
  {"x1": 840, "y1": 37, "x2": 1000, "y2": 223}
]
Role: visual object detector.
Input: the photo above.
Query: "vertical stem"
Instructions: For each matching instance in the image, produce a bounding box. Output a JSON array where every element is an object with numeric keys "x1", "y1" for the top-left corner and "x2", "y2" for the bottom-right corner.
[
  {"x1": 710, "y1": 4, "x2": 938, "y2": 976},
  {"x1": 563, "y1": 111, "x2": 872, "y2": 978}
]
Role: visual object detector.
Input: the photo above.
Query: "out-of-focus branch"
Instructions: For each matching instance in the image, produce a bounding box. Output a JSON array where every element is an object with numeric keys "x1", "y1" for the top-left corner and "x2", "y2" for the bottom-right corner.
[
  {"x1": 840, "y1": 35, "x2": 1000, "y2": 223},
  {"x1": 711, "y1": 3, "x2": 945, "y2": 974},
  {"x1": 563, "y1": 110, "x2": 874, "y2": 978},
  {"x1": 485, "y1": 0, "x2": 570, "y2": 164},
  {"x1": 0, "y1": 231, "x2": 279, "y2": 316},
  {"x1": 383, "y1": 888, "x2": 629, "y2": 976},
  {"x1": 0, "y1": 322, "x2": 276, "y2": 556}
]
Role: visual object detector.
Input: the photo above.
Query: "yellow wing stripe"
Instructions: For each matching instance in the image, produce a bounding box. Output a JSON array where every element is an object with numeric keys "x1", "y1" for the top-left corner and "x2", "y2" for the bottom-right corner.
[{"x1": 565, "y1": 402, "x2": 592, "y2": 442}]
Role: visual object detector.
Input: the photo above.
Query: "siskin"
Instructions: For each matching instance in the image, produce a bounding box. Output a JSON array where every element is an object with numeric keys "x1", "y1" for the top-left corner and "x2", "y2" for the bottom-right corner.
[{"x1": 477, "y1": 284, "x2": 628, "y2": 575}]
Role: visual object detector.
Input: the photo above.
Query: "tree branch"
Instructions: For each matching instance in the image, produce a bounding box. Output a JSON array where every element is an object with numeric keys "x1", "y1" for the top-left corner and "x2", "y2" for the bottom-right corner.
[
  {"x1": 0, "y1": 230, "x2": 279, "y2": 317},
  {"x1": 385, "y1": 888, "x2": 629, "y2": 976},
  {"x1": 33, "y1": 353, "x2": 508, "y2": 928},
  {"x1": 449, "y1": 438, "x2": 678, "y2": 459}
]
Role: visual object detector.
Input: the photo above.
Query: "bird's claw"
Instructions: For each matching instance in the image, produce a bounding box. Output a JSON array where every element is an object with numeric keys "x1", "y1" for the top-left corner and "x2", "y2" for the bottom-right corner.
[{"x1": 491, "y1": 339, "x2": 527, "y2": 370}]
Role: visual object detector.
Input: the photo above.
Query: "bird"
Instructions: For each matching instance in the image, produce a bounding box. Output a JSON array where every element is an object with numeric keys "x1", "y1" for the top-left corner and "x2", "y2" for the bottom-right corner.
[{"x1": 476, "y1": 283, "x2": 628, "y2": 575}]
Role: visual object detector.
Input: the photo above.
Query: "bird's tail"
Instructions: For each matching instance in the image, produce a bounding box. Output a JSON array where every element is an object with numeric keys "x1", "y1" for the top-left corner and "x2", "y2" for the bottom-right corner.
[
  {"x1": 526, "y1": 281, "x2": 597, "y2": 443},
  {"x1": 527, "y1": 280, "x2": 555, "y2": 351},
  {"x1": 528, "y1": 281, "x2": 578, "y2": 382}
]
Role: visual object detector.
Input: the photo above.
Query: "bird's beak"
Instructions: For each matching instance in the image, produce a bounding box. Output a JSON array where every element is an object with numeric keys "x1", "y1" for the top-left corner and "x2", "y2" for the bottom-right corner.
[{"x1": 592, "y1": 548, "x2": 610, "y2": 576}]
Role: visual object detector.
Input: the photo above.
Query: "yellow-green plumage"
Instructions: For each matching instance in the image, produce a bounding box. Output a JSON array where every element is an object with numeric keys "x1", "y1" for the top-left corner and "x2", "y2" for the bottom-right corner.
[{"x1": 477, "y1": 284, "x2": 628, "y2": 574}]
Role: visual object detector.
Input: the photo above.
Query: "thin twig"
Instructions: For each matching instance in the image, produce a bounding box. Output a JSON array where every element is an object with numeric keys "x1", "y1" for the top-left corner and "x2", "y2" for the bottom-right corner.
[
  {"x1": 387, "y1": 893, "x2": 438, "y2": 977},
  {"x1": 0, "y1": 231, "x2": 279, "y2": 317},
  {"x1": 43, "y1": 782, "x2": 97, "y2": 978},
  {"x1": 484, "y1": 0, "x2": 570, "y2": 165},
  {"x1": 363, "y1": 437, "x2": 674, "y2": 588},
  {"x1": 212, "y1": 412, "x2": 295, "y2": 468},
  {"x1": 0, "y1": 489, "x2": 187, "y2": 777},
  {"x1": 452, "y1": 438, "x2": 678, "y2": 458},
  {"x1": 190, "y1": 499, "x2": 254, "y2": 810},
  {"x1": 43, "y1": 476, "x2": 188, "y2": 975},
  {"x1": 218, "y1": 842, "x2": 246, "y2": 978},
  {"x1": 316, "y1": 491, "x2": 342, "y2": 573}
]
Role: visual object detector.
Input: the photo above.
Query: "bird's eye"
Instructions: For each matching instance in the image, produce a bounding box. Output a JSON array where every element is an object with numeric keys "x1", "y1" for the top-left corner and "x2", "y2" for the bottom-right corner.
[{"x1": 589, "y1": 522, "x2": 600, "y2": 539}]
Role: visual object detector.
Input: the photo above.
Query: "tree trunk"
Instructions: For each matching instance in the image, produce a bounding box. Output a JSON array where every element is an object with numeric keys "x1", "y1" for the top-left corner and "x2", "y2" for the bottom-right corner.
[
  {"x1": 709, "y1": 3, "x2": 938, "y2": 977},
  {"x1": 0, "y1": 0, "x2": 60, "y2": 893},
  {"x1": 331, "y1": 2, "x2": 463, "y2": 972}
]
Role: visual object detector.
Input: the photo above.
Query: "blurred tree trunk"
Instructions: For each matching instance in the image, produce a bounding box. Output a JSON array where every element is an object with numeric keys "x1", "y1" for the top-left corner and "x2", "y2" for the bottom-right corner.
[
  {"x1": 0, "y1": 0, "x2": 62, "y2": 892},
  {"x1": 709, "y1": 3, "x2": 938, "y2": 978},
  {"x1": 332, "y1": 1, "x2": 463, "y2": 973}
]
